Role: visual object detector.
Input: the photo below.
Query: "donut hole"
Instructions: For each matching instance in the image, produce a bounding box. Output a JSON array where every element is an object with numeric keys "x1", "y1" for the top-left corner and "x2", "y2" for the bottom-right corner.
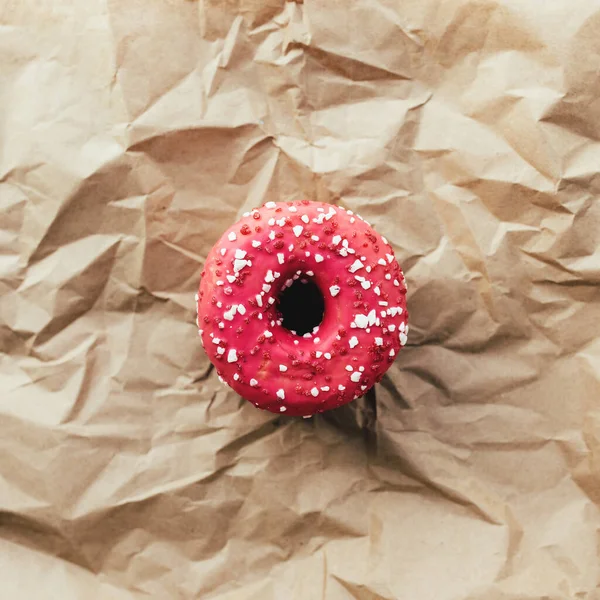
[{"x1": 277, "y1": 278, "x2": 325, "y2": 336}]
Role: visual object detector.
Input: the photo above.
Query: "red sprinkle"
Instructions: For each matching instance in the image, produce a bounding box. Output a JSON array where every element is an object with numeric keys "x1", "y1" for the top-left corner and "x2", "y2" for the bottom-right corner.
[{"x1": 240, "y1": 224, "x2": 251, "y2": 235}]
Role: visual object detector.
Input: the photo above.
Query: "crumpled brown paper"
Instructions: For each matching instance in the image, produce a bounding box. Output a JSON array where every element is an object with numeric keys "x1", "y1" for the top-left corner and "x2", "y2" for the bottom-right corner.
[{"x1": 2, "y1": 0, "x2": 600, "y2": 598}]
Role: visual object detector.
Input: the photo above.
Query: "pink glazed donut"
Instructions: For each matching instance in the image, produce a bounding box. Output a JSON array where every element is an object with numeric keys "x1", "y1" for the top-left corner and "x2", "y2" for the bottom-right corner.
[{"x1": 197, "y1": 200, "x2": 408, "y2": 416}]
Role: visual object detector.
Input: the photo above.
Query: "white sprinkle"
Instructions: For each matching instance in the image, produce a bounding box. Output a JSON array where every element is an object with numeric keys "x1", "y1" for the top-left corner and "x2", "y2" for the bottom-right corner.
[
  {"x1": 289, "y1": 244, "x2": 294, "y2": 251},
  {"x1": 399, "y1": 322, "x2": 406, "y2": 332},
  {"x1": 345, "y1": 365, "x2": 353, "y2": 372},
  {"x1": 233, "y1": 258, "x2": 249, "y2": 273},
  {"x1": 366, "y1": 266, "x2": 372, "y2": 273},
  {"x1": 315, "y1": 351, "x2": 322, "y2": 358},
  {"x1": 388, "y1": 324, "x2": 396, "y2": 332},
  {"x1": 252, "y1": 240, "x2": 261, "y2": 248},
  {"x1": 212, "y1": 338, "x2": 221, "y2": 345},
  {"x1": 354, "y1": 314, "x2": 369, "y2": 328},
  {"x1": 361, "y1": 256, "x2": 367, "y2": 261},
  {"x1": 250, "y1": 379, "x2": 258, "y2": 387},
  {"x1": 329, "y1": 285, "x2": 340, "y2": 297},
  {"x1": 321, "y1": 386, "x2": 330, "y2": 392},
  {"x1": 347, "y1": 210, "x2": 354, "y2": 215},
  {"x1": 359, "y1": 366, "x2": 365, "y2": 372},
  {"x1": 293, "y1": 225, "x2": 304, "y2": 237},
  {"x1": 218, "y1": 323, "x2": 224, "y2": 329},
  {"x1": 317, "y1": 207, "x2": 325, "y2": 212},
  {"x1": 277, "y1": 389, "x2": 285, "y2": 399},
  {"x1": 264, "y1": 330, "x2": 273, "y2": 338},
  {"x1": 325, "y1": 207, "x2": 336, "y2": 220},
  {"x1": 338, "y1": 385, "x2": 346, "y2": 391},
  {"x1": 389, "y1": 349, "x2": 396, "y2": 357},
  {"x1": 386, "y1": 254, "x2": 394, "y2": 263},
  {"x1": 294, "y1": 340, "x2": 299, "y2": 345},
  {"x1": 301, "y1": 215, "x2": 310, "y2": 224},
  {"x1": 227, "y1": 349, "x2": 238, "y2": 363},
  {"x1": 228, "y1": 232, "x2": 237, "y2": 241},
  {"x1": 223, "y1": 305, "x2": 237, "y2": 320},
  {"x1": 313, "y1": 337, "x2": 320, "y2": 343},
  {"x1": 311, "y1": 387, "x2": 319, "y2": 397},
  {"x1": 276, "y1": 218, "x2": 286, "y2": 227},
  {"x1": 367, "y1": 309, "x2": 377, "y2": 326},
  {"x1": 324, "y1": 352, "x2": 331, "y2": 359},
  {"x1": 375, "y1": 337, "x2": 383, "y2": 346},
  {"x1": 382, "y1": 236, "x2": 389, "y2": 245},
  {"x1": 349, "y1": 336, "x2": 359, "y2": 348},
  {"x1": 342, "y1": 239, "x2": 349, "y2": 248},
  {"x1": 256, "y1": 294, "x2": 263, "y2": 307},
  {"x1": 216, "y1": 302, "x2": 222, "y2": 308},
  {"x1": 381, "y1": 311, "x2": 387, "y2": 317},
  {"x1": 374, "y1": 286, "x2": 381, "y2": 295},
  {"x1": 305, "y1": 251, "x2": 311, "y2": 257},
  {"x1": 349, "y1": 259, "x2": 364, "y2": 273},
  {"x1": 217, "y1": 347, "x2": 225, "y2": 355},
  {"x1": 269, "y1": 230, "x2": 276, "y2": 240},
  {"x1": 262, "y1": 284, "x2": 271, "y2": 293},
  {"x1": 400, "y1": 332, "x2": 408, "y2": 346},
  {"x1": 265, "y1": 270, "x2": 275, "y2": 283},
  {"x1": 274, "y1": 272, "x2": 281, "y2": 278},
  {"x1": 306, "y1": 271, "x2": 314, "y2": 276},
  {"x1": 385, "y1": 274, "x2": 392, "y2": 280},
  {"x1": 311, "y1": 235, "x2": 319, "y2": 241},
  {"x1": 332, "y1": 235, "x2": 342, "y2": 246},
  {"x1": 394, "y1": 279, "x2": 400, "y2": 287},
  {"x1": 279, "y1": 365, "x2": 287, "y2": 372},
  {"x1": 361, "y1": 280, "x2": 371, "y2": 290},
  {"x1": 303, "y1": 333, "x2": 312, "y2": 338},
  {"x1": 379, "y1": 301, "x2": 388, "y2": 306},
  {"x1": 233, "y1": 373, "x2": 240, "y2": 381},
  {"x1": 350, "y1": 372, "x2": 361, "y2": 382},
  {"x1": 280, "y1": 406, "x2": 287, "y2": 412},
  {"x1": 289, "y1": 206, "x2": 297, "y2": 212},
  {"x1": 220, "y1": 248, "x2": 227, "y2": 256},
  {"x1": 237, "y1": 304, "x2": 246, "y2": 315},
  {"x1": 265, "y1": 201, "x2": 276, "y2": 208},
  {"x1": 377, "y1": 258, "x2": 386, "y2": 266},
  {"x1": 226, "y1": 275, "x2": 237, "y2": 283},
  {"x1": 277, "y1": 253, "x2": 285, "y2": 264},
  {"x1": 235, "y1": 249, "x2": 247, "y2": 259},
  {"x1": 339, "y1": 248, "x2": 348, "y2": 257},
  {"x1": 350, "y1": 217, "x2": 355, "y2": 223},
  {"x1": 315, "y1": 254, "x2": 324, "y2": 263}
]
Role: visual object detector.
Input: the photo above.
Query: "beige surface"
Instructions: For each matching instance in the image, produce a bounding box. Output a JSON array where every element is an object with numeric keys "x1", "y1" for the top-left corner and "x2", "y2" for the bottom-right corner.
[{"x1": 2, "y1": 0, "x2": 600, "y2": 598}]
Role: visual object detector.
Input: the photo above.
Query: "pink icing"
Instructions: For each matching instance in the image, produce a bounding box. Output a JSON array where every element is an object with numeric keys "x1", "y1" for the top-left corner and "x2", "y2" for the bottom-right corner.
[{"x1": 197, "y1": 200, "x2": 408, "y2": 416}]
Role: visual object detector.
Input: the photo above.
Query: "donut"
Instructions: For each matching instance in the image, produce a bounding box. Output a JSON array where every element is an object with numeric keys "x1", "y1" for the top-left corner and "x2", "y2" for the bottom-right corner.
[{"x1": 196, "y1": 200, "x2": 408, "y2": 417}]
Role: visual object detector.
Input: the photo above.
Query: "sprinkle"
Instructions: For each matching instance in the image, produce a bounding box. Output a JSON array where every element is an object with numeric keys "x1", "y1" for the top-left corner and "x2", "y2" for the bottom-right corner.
[
  {"x1": 378, "y1": 258, "x2": 386, "y2": 266},
  {"x1": 305, "y1": 251, "x2": 311, "y2": 257},
  {"x1": 380, "y1": 311, "x2": 387, "y2": 317},
  {"x1": 218, "y1": 323, "x2": 224, "y2": 329},
  {"x1": 361, "y1": 280, "x2": 371, "y2": 290},
  {"x1": 237, "y1": 304, "x2": 246, "y2": 315},
  {"x1": 294, "y1": 340, "x2": 299, "y2": 345},
  {"x1": 399, "y1": 322, "x2": 406, "y2": 332},
  {"x1": 386, "y1": 254, "x2": 394, "y2": 263},
  {"x1": 220, "y1": 248, "x2": 226, "y2": 256},
  {"x1": 394, "y1": 279, "x2": 400, "y2": 287},
  {"x1": 256, "y1": 294, "x2": 263, "y2": 307},
  {"x1": 311, "y1": 235, "x2": 319, "y2": 241},
  {"x1": 354, "y1": 314, "x2": 369, "y2": 328},
  {"x1": 265, "y1": 201, "x2": 276, "y2": 208},
  {"x1": 313, "y1": 337, "x2": 320, "y2": 343},
  {"x1": 366, "y1": 266, "x2": 372, "y2": 273},
  {"x1": 315, "y1": 351, "x2": 322, "y2": 358},
  {"x1": 235, "y1": 249, "x2": 247, "y2": 259},
  {"x1": 233, "y1": 373, "x2": 240, "y2": 381},
  {"x1": 301, "y1": 215, "x2": 310, "y2": 224},
  {"x1": 310, "y1": 387, "x2": 319, "y2": 397},
  {"x1": 315, "y1": 254, "x2": 324, "y2": 263},
  {"x1": 277, "y1": 253, "x2": 285, "y2": 264},
  {"x1": 269, "y1": 230, "x2": 276, "y2": 239},
  {"x1": 349, "y1": 336, "x2": 359, "y2": 348},
  {"x1": 350, "y1": 217, "x2": 355, "y2": 223},
  {"x1": 226, "y1": 275, "x2": 237, "y2": 283},
  {"x1": 279, "y1": 365, "x2": 287, "y2": 372},
  {"x1": 306, "y1": 271, "x2": 314, "y2": 276},
  {"x1": 329, "y1": 285, "x2": 340, "y2": 297},
  {"x1": 321, "y1": 386, "x2": 330, "y2": 391},
  {"x1": 289, "y1": 244, "x2": 294, "y2": 251},
  {"x1": 303, "y1": 333, "x2": 312, "y2": 338},
  {"x1": 367, "y1": 309, "x2": 377, "y2": 326},
  {"x1": 262, "y1": 284, "x2": 271, "y2": 293},
  {"x1": 289, "y1": 206, "x2": 297, "y2": 212},
  {"x1": 375, "y1": 337, "x2": 383, "y2": 346},
  {"x1": 388, "y1": 307, "x2": 403, "y2": 317},
  {"x1": 227, "y1": 349, "x2": 238, "y2": 363},
  {"x1": 400, "y1": 332, "x2": 408, "y2": 346},
  {"x1": 217, "y1": 347, "x2": 225, "y2": 355},
  {"x1": 234, "y1": 259, "x2": 249, "y2": 273},
  {"x1": 276, "y1": 218, "x2": 286, "y2": 227},
  {"x1": 317, "y1": 207, "x2": 325, "y2": 212},
  {"x1": 293, "y1": 225, "x2": 303, "y2": 237},
  {"x1": 345, "y1": 366, "x2": 353, "y2": 372},
  {"x1": 379, "y1": 301, "x2": 388, "y2": 306},
  {"x1": 228, "y1": 232, "x2": 237, "y2": 241},
  {"x1": 338, "y1": 385, "x2": 346, "y2": 391},
  {"x1": 264, "y1": 330, "x2": 273, "y2": 338},
  {"x1": 339, "y1": 248, "x2": 348, "y2": 257},
  {"x1": 374, "y1": 286, "x2": 381, "y2": 295},
  {"x1": 325, "y1": 207, "x2": 336, "y2": 220},
  {"x1": 252, "y1": 240, "x2": 261, "y2": 248},
  {"x1": 359, "y1": 366, "x2": 365, "y2": 372},
  {"x1": 277, "y1": 389, "x2": 285, "y2": 399},
  {"x1": 332, "y1": 235, "x2": 342, "y2": 245},
  {"x1": 385, "y1": 274, "x2": 392, "y2": 280},
  {"x1": 212, "y1": 338, "x2": 221, "y2": 345},
  {"x1": 324, "y1": 352, "x2": 331, "y2": 360},
  {"x1": 250, "y1": 379, "x2": 258, "y2": 387},
  {"x1": 265, "y1": 270, "x2": 275, "y2": 283},
  {"x1": 223, "y1": 306, "x2": 237, "y2": 320},
  {"x1": 274, "y1": 272, "x2": 281, "y2": 278},
  {"x1": 350, "y1": 372, "x2": 361, "y2": 382},
  {"x1": 280, "y1": 406, "x2": 287, "y2": 412},
  {"x1": 382, "y1": 236, "x2": 389, "y2": 245},
  {"x1": 388, "y1": 324, "x2": 396, "y2": 332},
  {"x1": 390, "y1": 349, "x2": 396, "y2": 357},
  {"x1": 349, "y1": 259, "x2": 364, "y2": 273}
]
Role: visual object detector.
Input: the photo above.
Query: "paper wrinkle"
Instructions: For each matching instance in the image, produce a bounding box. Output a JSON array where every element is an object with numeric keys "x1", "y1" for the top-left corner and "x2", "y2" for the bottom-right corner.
[{"x1": 2, "y1": 0, "x2": 600, "y2": 598}]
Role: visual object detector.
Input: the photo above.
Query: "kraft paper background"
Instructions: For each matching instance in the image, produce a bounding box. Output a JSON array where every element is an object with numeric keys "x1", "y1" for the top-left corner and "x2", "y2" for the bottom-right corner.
[{"x1": 2, "y1": 0, "x2": 600, "y2": 598}]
